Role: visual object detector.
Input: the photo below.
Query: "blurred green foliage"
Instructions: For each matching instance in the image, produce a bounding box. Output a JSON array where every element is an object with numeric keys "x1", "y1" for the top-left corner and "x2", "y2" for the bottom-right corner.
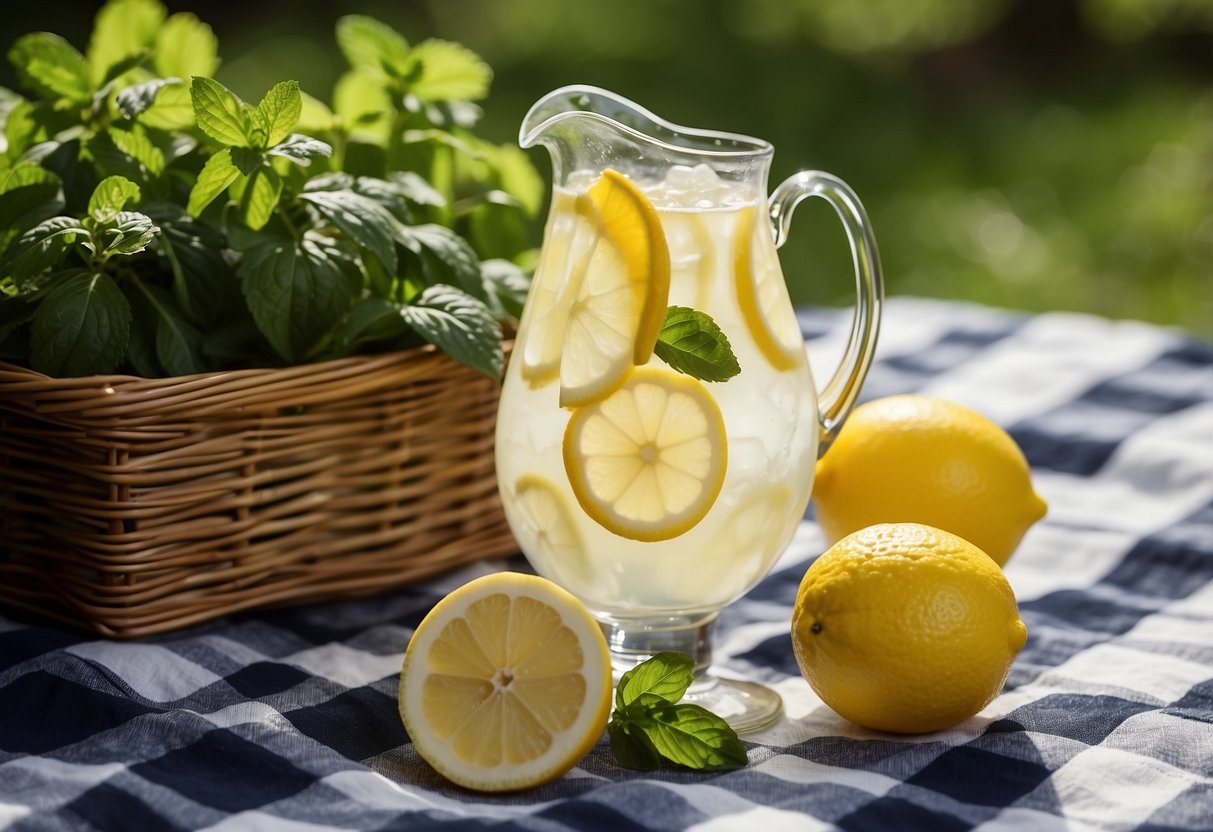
[{"x1": 5, "y1": 0, "x2": 1210, "y2": 336}]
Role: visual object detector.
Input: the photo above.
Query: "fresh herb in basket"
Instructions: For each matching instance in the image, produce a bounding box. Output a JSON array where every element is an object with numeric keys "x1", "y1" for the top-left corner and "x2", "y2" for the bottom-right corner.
[{"x1": 0, "y1": 0, "x2": 540, "y2": 379}]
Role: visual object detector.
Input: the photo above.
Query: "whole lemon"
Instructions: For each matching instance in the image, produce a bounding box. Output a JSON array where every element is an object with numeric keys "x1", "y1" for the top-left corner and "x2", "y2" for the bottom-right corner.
[
  {"x1": 813, "y1": 394, "x2": 1047, "y2": 567},
  {"x1": 791, "y1": 523, "x2": 1028, "y2": 734}
]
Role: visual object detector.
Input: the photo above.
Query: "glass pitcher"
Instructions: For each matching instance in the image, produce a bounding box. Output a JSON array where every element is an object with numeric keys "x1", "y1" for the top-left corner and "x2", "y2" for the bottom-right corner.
[{"x1": 495, "y1": 85, "x2": 882, "y2": 732}]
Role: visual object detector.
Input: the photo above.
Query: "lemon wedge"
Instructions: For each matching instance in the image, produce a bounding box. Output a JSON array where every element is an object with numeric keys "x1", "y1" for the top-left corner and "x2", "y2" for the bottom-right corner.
[
  {"x1": 563, "y1": 366, "x2": 727, "y2": 542},
  {"x1": 398, "y1": 571, "x2": 612, "y2": 792},
  {"x1": 733, "y1": 205, "x2": 804, "y2": 371},
  {"x1": 558, "y1": 169, "x2": 670, "y2": 408}
]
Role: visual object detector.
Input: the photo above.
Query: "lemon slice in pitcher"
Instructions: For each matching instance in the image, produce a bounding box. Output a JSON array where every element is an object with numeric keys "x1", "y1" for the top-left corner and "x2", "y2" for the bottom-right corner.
[
  {"x1": 558, "y1": 170, "x2": 670, "y2": 408},
  {"x1": 513, "y1": 474, "x2": 592, "y2": 586},
  {"x1": 398, "y1": 572, "x2": 612, "y2": 792},
  {"x1": 733, "y1": 205, "x2": 805, "y2": 371},
  {"x1": 563, "y1": 366, "x2": 727, "y2": 542},
  {"x1": 520, "y1": 194, "x2": 599, "y2": 387}
]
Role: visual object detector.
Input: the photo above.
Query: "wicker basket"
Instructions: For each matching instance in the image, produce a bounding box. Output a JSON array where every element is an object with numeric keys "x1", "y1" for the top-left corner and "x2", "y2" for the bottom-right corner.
[{"x1": 0, "y1": 345, "x2": 518, "y2": 638}]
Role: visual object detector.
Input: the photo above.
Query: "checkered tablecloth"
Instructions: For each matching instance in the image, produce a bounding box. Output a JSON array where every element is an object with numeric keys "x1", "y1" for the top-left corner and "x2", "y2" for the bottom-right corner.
[{"x1": 2, "y1": 297, "x2": 1211, "y2": 831}]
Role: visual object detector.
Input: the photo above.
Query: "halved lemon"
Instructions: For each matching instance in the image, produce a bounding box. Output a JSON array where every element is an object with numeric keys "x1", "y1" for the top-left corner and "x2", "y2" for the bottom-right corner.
[
  {"x1": 733, "y1": 205, "x2": 804, "y2": 371},
  {"x1": 519, "y1": 193, "x2": 599, "y2": 388},
  {"x1": 512, "y1": 474, "x2": 591, "y2": 587},
  {"x1": 398, "y1": 571, "x2": 612, "y2": 792},
  {"x1": 563, "y1": 366, "x2": 727, "y2": 542},
  {"x1": 558, "y1": 169, "x2": 670, "y2": 408}
]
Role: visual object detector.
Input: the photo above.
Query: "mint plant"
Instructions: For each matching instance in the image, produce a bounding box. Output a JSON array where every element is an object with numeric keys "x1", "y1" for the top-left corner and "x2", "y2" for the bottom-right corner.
[{"x1": 0, "y1": 0, "x2": 539, "y2": 378}]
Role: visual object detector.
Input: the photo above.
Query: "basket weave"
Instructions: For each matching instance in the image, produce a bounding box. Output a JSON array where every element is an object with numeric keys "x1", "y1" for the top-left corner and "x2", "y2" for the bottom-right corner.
[{"x1": 0, "y1": 345, "x2": 518, "y2": 638}]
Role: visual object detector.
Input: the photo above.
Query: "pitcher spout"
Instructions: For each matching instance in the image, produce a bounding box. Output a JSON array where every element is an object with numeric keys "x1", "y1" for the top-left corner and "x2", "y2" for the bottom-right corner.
[{"x1": 519, "y1": 84, "x2": 772, "y2": 189}]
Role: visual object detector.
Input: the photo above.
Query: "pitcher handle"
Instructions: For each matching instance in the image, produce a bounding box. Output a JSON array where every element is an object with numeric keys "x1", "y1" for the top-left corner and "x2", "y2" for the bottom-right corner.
[{"x1": 769, "y1": 171, "x2": 883, "y2": 456}]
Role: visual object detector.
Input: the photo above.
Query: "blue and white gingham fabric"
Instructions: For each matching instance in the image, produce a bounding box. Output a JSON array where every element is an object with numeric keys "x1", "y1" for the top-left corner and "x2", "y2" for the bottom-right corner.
[{"x1": 2, "y1": 297, "x2": 1211, "y2": 831}]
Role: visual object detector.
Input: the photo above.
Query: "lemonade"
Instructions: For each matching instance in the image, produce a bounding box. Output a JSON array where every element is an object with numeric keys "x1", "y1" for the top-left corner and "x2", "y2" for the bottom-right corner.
[{"x1": 496, "y1": 164, "x2": 817, "y2": 618}]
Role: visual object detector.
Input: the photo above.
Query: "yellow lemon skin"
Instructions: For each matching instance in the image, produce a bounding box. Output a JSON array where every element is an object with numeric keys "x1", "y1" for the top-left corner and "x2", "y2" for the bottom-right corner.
[
  {"x1": 812, "y1": 395, "x2": 1047, "y2": 567},
  {"x1": 791, "y1": 523, "x2": 1028, "y2": 734}
]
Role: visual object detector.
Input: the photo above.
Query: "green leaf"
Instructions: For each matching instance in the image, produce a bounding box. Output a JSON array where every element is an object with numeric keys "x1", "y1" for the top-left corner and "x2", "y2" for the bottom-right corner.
[
  {"x1": 136, "y1": 80, "x2": 193, "y2": 130},
  {"x1": 402, "y1": 39, "x2": 492, "y2": 102},
  {"x1": 229, "y1": 147, "x2": 264, "y2": 177},
  {"x1": 98, "y1": 49, "x2": 152, "y2": 87},
  {"x1": 616, "y1": 652, "x2": 695, "y2": 711},
  {"x1": 30, "y1": 271, "x2": 131, "y2": 376},
  {"x1": 653, "y1": 307, "x2": 741, "y2": 383},
  {"x1": 336, "y1": 15, "x2": 410, "y2": 79},
  {"x1": 0, "y1": 216, "x2": 89, "y2": 287},
  {"x1": 186, "y1": 149, "x2": 239, "y2": 216},
  {"x1": 398, "y1": 284, "x2": 502, "y2": 378},
  {"x1": 132, "y1": 279, "x2": 204, "y2": 375},
  {"x1": 299, "y1": 189, "x2": 399, "y2": 273},
  {"x1": 87, "y1": 210, "x2": 158, "y2": 258},
  {"x1": 0, "y1": 163, "x2": 63, "y2": 248},
  {"x1": 607, "y1": 721, "x2": 661, "y2": 772},
  {"x1": 190, "y1": 76, "x2": 251, "y2": 147},
  {"x1": 239, "y1": 233, "x2": 362, "y2": 362},
  {"x1": 144, "y1": 201, "x2": 231, "y2": 324},
  {"x1": 388, "y1": 171, "x2": 446, "y2": 208},
  {"x1": 480, "y1": 258, "x2": 530, "y2": 321},
  {"x1": 324, "y1": 295, "x2": 413, "y2": 356},
  {"x1": 296, "y1": 92, "x2": 336, "y2": 134},
  {"x1": 468, "y1": 200, "x2": 533, "y2": 262},
  {"x1": 154, "y1": 13, "x2": 219, "y2": 79},
  {"x1": 255, "y1": 80, "x2": 301, "y2": 148},
  {"x1": 267, "y1": 134, "x2": 333, "y2": 165},
  {"x1": 87, "y1": 0, "x2": 163, "y2": 86},
  {"x1": 640, "y1": 703, "x2": 747, "y2": 771},
  {"x1": 124, "y1": 283, "x2": 161, "y2": 376},
  {"x1": 332, "y1": 70, "x2": 392, "y2": 145},
  {"x1": 115, "y1": 77, "x2": 178, "y2": 120},
  {"x1": 107, "y1": 124, "x2": 166, "y2": 176},
  {"x1": 230, "y1": 166, "x2": 282, "y2": 231},
  {"x1": 88, "y1": 175, "x2": 141, "y2": 222},
  {"x1": 9, "y1": 33, "x2": 93, "y2": 103},
  {"x1": 399, "y1": 223, "x2": 485, "y2": 301}
]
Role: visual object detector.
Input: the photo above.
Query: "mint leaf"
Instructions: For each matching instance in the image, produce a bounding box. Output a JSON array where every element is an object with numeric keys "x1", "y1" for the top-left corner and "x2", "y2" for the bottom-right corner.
[
  {"x1": 239, "y1": 234, "x2": 362, "y2": 362},
  {"x1": 402, "y1": 39, "x2": 492, "y2": 102},
  {"x1": 640, "y1": 703, "x2": 748, "y2": 771},
  {"x1": 145, "y1": 202, "x2": 231, "y2": 325},
  {"x1": 135, "y1": 80, "x2": 193, "y2": 130},
  {"x1": 267, "y1": 134, "x2": 333, "y2": 165},
  {"x1": 191, "y1": 76, "x2": 251, "y2": 147},
  {"x1": 30, "y1": 272, "x2": 131, "y2": 376},
  {"x1": 607, "y1": 652, "x2": 746, "y2": 772},
  {"x1": 86, "y1": 211, "x2": 158, "y2": 259},
  {"x1": 0, "y1": 216, "x2": 89, "y2": 287},
  {"x1": 87, "y1": 0, "x2": 163, "y2": 86},
  {"x1": 88, "y1": 175, "x2": 141, "y2": 223},
  {"x1": 230, "y1": 166, "x2": 282, "y2": 231},
  {"x1": 299, "y1": 189, "x2": 399, "y2": 274},
  {"x1": 336, "y1": 15, "x2": 410, "y2": 79},
  {"x1": 154, "y1": 13, "x2": 219, "y2": 79},
  {"x1": 399, "y1": 223, "x2": 486, "y2": 301},
  {"x1": 332, "y1": 71, "x2": 392, "y2": 145},
  {"x1": 399, "y1": 284, "x2": 503, "y2": 379},
  {"x1": 480, "y1": 259, "x2": 529, "y2": 321},
  {"x1": 616, "y1": 652, "x2": 695, "y2": 711},
  {"x1": 107, "y1": 124, "x2": 166, "y2": 176},
  {"x1": 131, "y1": 279, "x2": 205, "y2": 376},
  {"x1": 388, "y1": 171, "x2": 446, "y2": 208},
  {"x1": 654, "y1": 306, "x2": 740, "y2": 383},
  {"x1": 116, "y1": 78, "x2": 178, "y2": 120},
  {"x1": 324, "y1": 295, "x2": 413, "y2": 356},
  {"x1": 607, "y1": 721, "x2": 660, "y2": 771},
  {"x1": 255, "y1": 80, "x2": 301, "y2": 148},
  {"x1": 9, "y1": 33, "x2": 93, "y2": 103},
  {"x1": 187, "y1": 149, "x2": 239, "y2": 216}
]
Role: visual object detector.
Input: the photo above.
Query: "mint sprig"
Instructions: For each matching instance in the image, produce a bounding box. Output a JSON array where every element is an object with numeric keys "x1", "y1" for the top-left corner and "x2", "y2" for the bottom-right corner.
[
  {"x1": 654, "y1": 306, "x2": 740, "y2": 383},
  {"x1": 608, "y1": 652, "x2": 748, "y2": 772}
]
